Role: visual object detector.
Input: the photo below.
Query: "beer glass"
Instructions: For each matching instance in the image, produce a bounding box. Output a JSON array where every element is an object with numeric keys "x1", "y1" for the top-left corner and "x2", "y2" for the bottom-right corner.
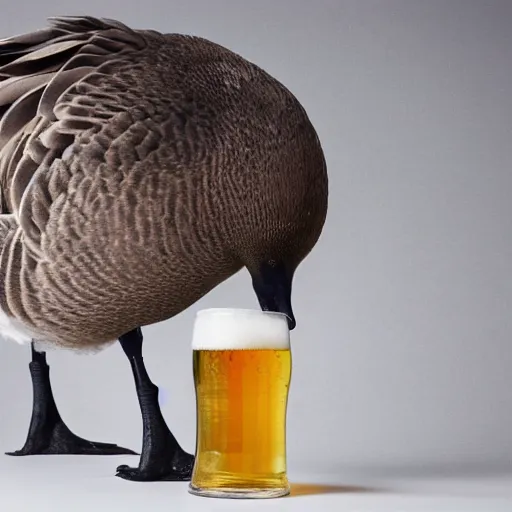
[{"x1": 189, "y1": 308, "x2": 292, "y2": 499}]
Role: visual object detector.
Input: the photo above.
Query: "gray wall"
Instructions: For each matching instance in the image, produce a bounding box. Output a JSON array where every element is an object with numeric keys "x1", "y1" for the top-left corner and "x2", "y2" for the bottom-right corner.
[{"x1": 1, "y1": 0, "x2": 511, "y2": 473}]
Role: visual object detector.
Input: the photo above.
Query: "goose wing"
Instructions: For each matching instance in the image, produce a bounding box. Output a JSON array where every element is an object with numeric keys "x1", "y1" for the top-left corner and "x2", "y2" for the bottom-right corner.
[{"x1": 0, "y1": 16, "x2": 148, "y2": 255}]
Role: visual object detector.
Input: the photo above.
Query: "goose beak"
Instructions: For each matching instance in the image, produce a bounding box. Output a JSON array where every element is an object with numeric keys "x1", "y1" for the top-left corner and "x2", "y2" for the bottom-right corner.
[
  {"x1": 284, "y1": 310, "x2": 296, "y2": 331},
  {"x1": 251, "y1": 262, "x2": 296, "y2": 330}
]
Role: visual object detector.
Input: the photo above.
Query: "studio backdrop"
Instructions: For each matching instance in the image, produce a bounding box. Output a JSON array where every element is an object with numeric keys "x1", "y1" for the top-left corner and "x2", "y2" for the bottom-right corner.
[{"x1": 0, "y1": 0, "x2": 511, "y2": 474}]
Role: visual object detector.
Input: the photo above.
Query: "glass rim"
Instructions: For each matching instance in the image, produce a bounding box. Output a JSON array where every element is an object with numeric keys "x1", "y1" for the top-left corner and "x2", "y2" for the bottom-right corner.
[{"x1": 195, "y1": 307, "x2": 291, "y2": 322}]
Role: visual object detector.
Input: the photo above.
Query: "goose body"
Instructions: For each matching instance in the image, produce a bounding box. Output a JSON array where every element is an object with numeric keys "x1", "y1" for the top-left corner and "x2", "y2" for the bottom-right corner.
[
  {"x1": 0, "y1": 16, "x2": 327, "y2": 480},
  {"x1": 0, "y1": 16, "x2": 327, "y2": 351}
]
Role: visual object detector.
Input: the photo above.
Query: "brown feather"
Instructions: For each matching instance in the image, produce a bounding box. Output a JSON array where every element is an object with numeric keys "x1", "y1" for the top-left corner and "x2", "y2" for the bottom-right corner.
[
  {"x1": 0, "y1": 73, "x2": 55, "y2": 106},
  {"x1": 38, "y1": 66, "x2": 95, "y2": 119},
  {"x1": 0, "y1": 83, "x2": 46, "y2": 146}
]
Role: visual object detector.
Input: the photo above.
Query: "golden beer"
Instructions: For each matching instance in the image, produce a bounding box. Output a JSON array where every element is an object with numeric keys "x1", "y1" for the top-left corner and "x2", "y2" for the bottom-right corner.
[{"x1": 189, "y1": 308, "x2": 291, "y2": 498}]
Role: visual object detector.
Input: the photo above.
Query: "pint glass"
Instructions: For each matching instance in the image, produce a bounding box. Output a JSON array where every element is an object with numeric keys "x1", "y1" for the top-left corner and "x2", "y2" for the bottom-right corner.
[{"x1": 189, "y1": 308, "x2": 292, "y2": 499}]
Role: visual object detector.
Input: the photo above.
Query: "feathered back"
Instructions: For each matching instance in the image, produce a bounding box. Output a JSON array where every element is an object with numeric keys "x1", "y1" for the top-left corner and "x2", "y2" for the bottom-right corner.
[
  {"x1": 0, "y1": 16, "x2": 327, "y2": 348},
  {"x1": 0, "y1": 16, "x2": 146, "y2": 216}
]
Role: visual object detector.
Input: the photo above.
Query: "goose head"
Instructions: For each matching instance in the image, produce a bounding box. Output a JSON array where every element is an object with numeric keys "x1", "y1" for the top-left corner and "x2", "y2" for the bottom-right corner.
[{"x1": 225, "y1": 134, "x2": 328, "y2": 331}]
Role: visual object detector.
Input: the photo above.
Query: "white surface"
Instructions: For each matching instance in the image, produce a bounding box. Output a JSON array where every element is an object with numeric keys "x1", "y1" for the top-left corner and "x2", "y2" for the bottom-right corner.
[{"x1": 1, "y1": 456, "x2": 511, "y2": 512}]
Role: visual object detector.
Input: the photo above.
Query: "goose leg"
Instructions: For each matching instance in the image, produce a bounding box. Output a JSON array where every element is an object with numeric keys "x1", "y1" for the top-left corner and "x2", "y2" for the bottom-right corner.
[
  {"x1": 115, "y1": 327, "x2": 194, "y2": 481},
  {"x1": 6, "y1": 342, "x2": 137, "y2": 456}
]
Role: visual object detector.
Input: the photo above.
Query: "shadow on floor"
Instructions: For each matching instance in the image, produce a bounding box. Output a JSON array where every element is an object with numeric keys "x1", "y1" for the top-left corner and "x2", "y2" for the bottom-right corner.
[{"x1": 289, "y1": 482, "x2": 382, "y2": 497}]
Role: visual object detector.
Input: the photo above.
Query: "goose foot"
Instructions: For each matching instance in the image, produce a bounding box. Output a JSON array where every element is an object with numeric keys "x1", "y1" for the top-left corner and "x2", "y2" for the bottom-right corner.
[
  {"x1": 6, "y1": 343, "x2": 137, "y2": 457},
  {"x1": 116, "y1": 447, "x2": 194, "y2": 481},
  {"x1": 6, "y1": 419, "x2": 137, "y2": 456}
]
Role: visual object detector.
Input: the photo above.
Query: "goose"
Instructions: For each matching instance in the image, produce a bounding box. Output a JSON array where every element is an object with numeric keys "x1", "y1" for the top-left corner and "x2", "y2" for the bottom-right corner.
[{"x1": 0, "y1": 16, "x2": 328, "y2": 481}]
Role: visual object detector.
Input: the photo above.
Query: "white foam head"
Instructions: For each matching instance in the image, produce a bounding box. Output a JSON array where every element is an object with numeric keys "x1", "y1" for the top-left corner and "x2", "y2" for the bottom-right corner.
[{"x1": 191, "y1": 308, "x2": 290, "y2": 350}]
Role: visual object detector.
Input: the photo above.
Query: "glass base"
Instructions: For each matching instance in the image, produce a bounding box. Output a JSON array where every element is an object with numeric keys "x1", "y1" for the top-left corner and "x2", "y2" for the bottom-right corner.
[{"x1": 188, "y1": 483, "x2": 290, "y2": 499}]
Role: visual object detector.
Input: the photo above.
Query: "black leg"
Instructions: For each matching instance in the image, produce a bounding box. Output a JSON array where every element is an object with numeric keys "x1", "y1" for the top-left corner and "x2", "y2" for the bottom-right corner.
[
  {"x1": 115, "y1": 327, "x2": 194, "y2": 482},
  {"x1": 6, "y1": 342, "x2": 137, "y2": 457}
]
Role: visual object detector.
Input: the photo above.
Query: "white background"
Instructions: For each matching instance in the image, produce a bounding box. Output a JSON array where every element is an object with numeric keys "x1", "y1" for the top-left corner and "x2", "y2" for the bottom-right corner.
[{"x1": 0, "y1": 0, "x2": 511, "y2": 482}]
